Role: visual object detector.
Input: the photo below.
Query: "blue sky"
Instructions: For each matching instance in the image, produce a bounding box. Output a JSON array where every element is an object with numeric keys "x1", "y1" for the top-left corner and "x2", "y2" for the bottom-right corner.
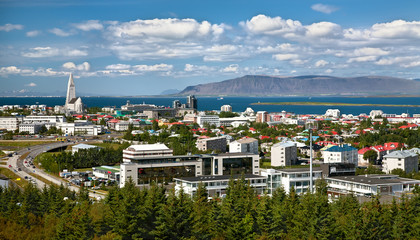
[{"x1": 1, "y1": 0, "x2": 420, "y2": 96}]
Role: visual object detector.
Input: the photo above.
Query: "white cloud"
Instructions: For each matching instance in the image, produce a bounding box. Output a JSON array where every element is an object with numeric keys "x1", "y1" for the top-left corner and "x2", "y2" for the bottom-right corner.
[
  {"x1": 0, "y1": 24, "x2": 23, "y2": 32},
  {"x1": 108, "y1": 18, "x2": 224, "y2": 41},
  {"x1": 25, "y1": 82, "x2": 37, "y2": 87},
  {"x1": 325, "y1": 69, "x2": 333, "y2": 74},
  {"x1": 375, "y1": 56, "x2": 420, "y2": 68},
  {"x1": 241, "y1": 14, "x2": 303, "y2": 36},
  {"x1": 0, "y1": 66, "x2": 21, "y2": 75},
  {"x1": 305, "y1": 22, "x2": 341, "y2": 38},
  {"x1": 311, "y1": 4, "x2": 338, "y2": 14},
  {"x1": 257, "y1": 43, "x2": 295, "y2": 53},
  {"x1": 354, "y1": 47, "x2": 389, "y2": 56},
  {"x1": 22, "y1": 47, "x2": 87, "y2": 58},
  {"x1": 132, "y1": 64, "x2": 173, "y2": 72},
  {"x1": 62, "y1": 62, "x2": 91, "y2": 71},
  {"x1": 26, "y1": 30, "x2": 41, "y2": 37},
  {"x1": 348, "y1": 56, "x2": 378, "y2": 63},
  {"x1": 74, "y1": 20, "x2": 103, "y2": 31},
  {"x1": 184, "y1": 64, "x2": 215, "y2": 72},
  {"x1": 315, "y1": 60, "x2": 329, "y2": 67},
  {"x1": 49, "y1": 28, "x2": 73, "y2": 37},
  {"x1": 370, "y1": 20, "x2": 420, "y2": 39},
  {"x1": 105, "y1": 64, "x2": 131, "y2": 70},
  {"x1": 273, "y1": 53, "x2": 299, "y2": 61},
  {"x1": 221, "y1": 64, "x2": 239, "y2": 73}
]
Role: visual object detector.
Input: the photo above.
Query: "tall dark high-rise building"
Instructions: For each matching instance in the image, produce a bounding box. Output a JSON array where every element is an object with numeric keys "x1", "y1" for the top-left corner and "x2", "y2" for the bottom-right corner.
[{"x1": 187, "y1": 95, "x2": 197, "y2": 109}]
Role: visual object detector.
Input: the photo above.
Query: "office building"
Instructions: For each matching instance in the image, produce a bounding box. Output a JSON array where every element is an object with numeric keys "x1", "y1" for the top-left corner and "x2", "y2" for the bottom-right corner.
[
  {"x1": 122, "y1": 143, "x2": 173, "y2": 163},
  {"x1": 220, "y1": 105, "x2": 232, "y2": 112},
  {"x1": 196, "y1": 136, "x2": 227, "y2": 153}
]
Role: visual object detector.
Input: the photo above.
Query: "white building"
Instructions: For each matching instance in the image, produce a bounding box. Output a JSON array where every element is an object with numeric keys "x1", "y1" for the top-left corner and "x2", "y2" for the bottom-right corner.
[
  {"x1": 115, "y1": 121, "x2": 141, "y2": 131},
  {"x1": 260, "y1": 168, "x2": 323, "y2": 195},
  {"x1": 92, "y1": 165, "x2": 120, "y2": 181},
  {"x1": 174, "y1": 174, "x2": 267, "y2": 198},
  {"x1": 326, "y1": 174, "x2": 420, "y2": 197},
  {"x1": 321, "y1": 145, "x2": 358, "y2": 166},
  {"x1": 23, "y1": 115, "x2": 66, "y2": 124},
  {"x1": 229, "y1": 137, "x2": 259, "y2": 154},
  {"x1": 271, "y1": 141, "x2": 297, "y2": 167},
  {"x1": 57, "y1": 121, "x2": 102, "y2": 136},
  {"x1": 382, "y1": 150, "x2": 419, "y2": 174},
  {"x1": 19, "y1": 123, "x2": 43, "y2": 134},
  {"x1": 122, "y1": 143, "x2": 173, "y2": 163},
  {"x1": 119, "y1": 153, "x2": 259, "y2": 187},
  {"x1": 325, "y1": 109, "x2": 341, "y2": 118},
  {"x1": 0, "y1": 117, "x2": 21, "y2": 131},
  {"x1": 72, "y1": 143, "x2": 99, "y2": 154},
  {"x1": 220, "y1": 105, "x2": 232, "y2": 112},
  {"x1": 369, "y1": 110, "x2": 384, "y2": 119},
  {"x1": 65, "y1": 73, "x2": 84, "y2": 114},
  {"x1": 197, "y1": 115, "x2": 220, "y2": 128}
]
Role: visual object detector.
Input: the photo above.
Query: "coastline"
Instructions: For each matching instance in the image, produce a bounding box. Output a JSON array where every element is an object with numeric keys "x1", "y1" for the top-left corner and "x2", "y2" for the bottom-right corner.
[{"x1": 251, "y1": 102, "x2": 420, "y2": 107}]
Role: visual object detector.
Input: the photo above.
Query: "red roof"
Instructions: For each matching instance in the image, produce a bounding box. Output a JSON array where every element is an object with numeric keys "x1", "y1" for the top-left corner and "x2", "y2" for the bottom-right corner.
[
  {"x1": 259, "y1": 136, "x2": 270, "y2": 140},
  {"x1": 249, "y1": 127, "x2": 256, "y2": 131},
  {"x1": 108, "y1": 119, "x2": 120, "y2": 123},
  {"x1": 358, "y1": 147, "x2": 372, "y2": 155}
]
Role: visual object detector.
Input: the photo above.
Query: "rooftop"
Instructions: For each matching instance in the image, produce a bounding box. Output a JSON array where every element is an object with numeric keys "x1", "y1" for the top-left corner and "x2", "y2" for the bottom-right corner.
[
  {"x1": 174, "y1": 174, "x2": 265, "y2": 182},
  {"x1": 384, "y1": 150, "x2": 418, "y2": 159},
  {"x1": 125, "y1": 143, "x2": 170, "y2": 152},
  {"x1": 328, "y1": 174, "x2": 420, "y2": 185}
]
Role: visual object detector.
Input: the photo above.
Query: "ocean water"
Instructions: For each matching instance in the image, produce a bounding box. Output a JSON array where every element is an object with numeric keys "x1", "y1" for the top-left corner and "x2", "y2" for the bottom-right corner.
[{"x1": 0, "y1": 96, "x2": 419, "y2": 115}]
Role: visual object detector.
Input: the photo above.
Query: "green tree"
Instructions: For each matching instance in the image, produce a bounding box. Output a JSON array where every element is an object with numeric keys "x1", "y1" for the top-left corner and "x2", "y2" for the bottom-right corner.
[{"x1": 363, "y1": 150, "x2": 378, "y2": 164}]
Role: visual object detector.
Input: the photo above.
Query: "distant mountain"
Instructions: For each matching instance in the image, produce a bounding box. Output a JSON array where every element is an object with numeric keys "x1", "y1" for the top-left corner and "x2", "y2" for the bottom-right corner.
[
  {"x1": 178, "y1": 75, "x2": 420, "y2": 96},
  {"x1": 160, "y1": 89, "x2": 181, "y2": 95}
]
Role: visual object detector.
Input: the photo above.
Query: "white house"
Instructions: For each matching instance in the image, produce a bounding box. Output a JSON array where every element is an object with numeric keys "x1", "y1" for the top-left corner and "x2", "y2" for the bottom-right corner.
[
  {"x1": 382, "y1": 150, "x2": 419, "y2": 174},
  {"x1": 196, "y1": 115, "x2": 220, "y2": 128},
  {"x1": 122, "y1": 143, "x2": 173, "y2": 163}
]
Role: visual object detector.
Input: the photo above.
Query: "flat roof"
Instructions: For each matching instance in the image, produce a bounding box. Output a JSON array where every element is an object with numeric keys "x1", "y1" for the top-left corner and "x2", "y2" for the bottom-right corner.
[
  {"x1": 174, "y1": 174, "x2": 265, "y2": 182},
  {"x1": 126, "y1": 143, "x2": 170, "y2": 151},
  {"x1": 328, "y1": 175, "x2": 420, "y2": 185},
  {"x1": 264, "y1": 167, "x2": 322, "y2": 173},
  {"x1": 72, "y1": 143, "x2": 99, "y2": 149}
]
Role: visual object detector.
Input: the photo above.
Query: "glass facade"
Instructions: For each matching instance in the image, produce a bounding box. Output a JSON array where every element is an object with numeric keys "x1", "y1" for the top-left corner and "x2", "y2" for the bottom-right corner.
[
  {"x1": 222, "y1": 157, "x2": 253, "y2": 175},
  {"x1": 137, "y1": 165, "x2": 196, "y2": 184},
  {"x1": 203, "y1": 157, "x2": 212, "y2": 175}
]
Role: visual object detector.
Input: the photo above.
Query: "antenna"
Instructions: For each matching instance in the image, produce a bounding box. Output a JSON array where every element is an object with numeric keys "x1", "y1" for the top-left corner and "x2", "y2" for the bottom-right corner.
[{"x1": 310, "y1": 128, "x2": 313, "y2": 193}]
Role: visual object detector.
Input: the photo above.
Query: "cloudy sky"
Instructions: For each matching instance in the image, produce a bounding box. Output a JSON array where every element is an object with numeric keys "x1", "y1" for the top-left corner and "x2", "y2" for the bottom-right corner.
[{"x1": 1, "y1": 0, "x2": 420, "y2": 96}]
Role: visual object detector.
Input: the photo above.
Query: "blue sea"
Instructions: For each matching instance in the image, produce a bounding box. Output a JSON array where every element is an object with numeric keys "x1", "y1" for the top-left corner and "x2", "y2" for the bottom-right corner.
[{"x1": 0, "y1": 96, "x2": 419, "y2": 115}]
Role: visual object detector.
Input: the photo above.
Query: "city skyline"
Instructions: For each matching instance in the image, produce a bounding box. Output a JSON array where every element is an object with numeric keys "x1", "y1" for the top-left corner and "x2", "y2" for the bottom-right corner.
[{"x1": 1, "y1": 0, "x2": 420, "y2": 96}]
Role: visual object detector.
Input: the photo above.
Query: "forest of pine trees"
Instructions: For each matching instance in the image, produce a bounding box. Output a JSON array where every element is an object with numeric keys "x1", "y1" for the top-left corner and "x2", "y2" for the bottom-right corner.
[{"x1": 0, "y1": 178, "x2": 419, "y2": 239}]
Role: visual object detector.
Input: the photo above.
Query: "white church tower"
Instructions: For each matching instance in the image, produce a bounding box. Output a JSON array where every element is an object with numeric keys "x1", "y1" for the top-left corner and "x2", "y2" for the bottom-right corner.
[
  {"x1": 65, "y1": 73, "x2": 76, "y2": 106},
  {"x1": 64, "y1": 73, "x2": 84, "y2": 114}
]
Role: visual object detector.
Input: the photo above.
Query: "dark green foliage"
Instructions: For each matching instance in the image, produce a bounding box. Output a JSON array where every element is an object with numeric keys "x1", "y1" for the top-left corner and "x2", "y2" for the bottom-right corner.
[{"x1": 1, "y1": 177, "x2": 420, "y2": 239}]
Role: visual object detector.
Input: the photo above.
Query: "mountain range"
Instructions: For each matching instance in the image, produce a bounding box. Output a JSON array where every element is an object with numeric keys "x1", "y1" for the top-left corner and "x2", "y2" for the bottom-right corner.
[{"x1": 178, "y1": 75, "x2": 420, "y2": 96}]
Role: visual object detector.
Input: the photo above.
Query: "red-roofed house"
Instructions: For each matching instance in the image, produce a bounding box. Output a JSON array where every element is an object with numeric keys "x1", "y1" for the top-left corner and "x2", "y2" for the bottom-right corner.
[{"x1": 358, "y1": 147, "x2": 373, "y2": 166}]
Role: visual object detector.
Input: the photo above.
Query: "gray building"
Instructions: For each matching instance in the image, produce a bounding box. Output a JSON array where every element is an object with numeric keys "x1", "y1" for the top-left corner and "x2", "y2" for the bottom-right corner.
[{"x1": 383, "y1": 150, "x2": 419, "y2": 174}]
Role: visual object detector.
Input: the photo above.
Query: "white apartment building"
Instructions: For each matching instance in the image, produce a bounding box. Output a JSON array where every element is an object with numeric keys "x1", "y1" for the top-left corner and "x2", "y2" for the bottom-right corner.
[
  {"x1": 220, "y1": 105, "x2": 232, "y2": 112},
  {"x1": 19, "y1": 123, "x2": 43, "y2": 134},
  {"x1": 382, "y1": 150, "x2": 419, "y2": 174},
  {"x1": 260, "y1": 168, "x2": 323, "y2": 195},
  {"x1": 115, "y1": 121, "x2": 141, "y2": 131},
  {"x1": 196, "y1": 115, "x2": 220, "y2": 128},
  {"x1": 325, "y1": 109, "x2": 341, "y2": 118},
  {"x1": 271, "y1": 141, "x2": 297, "y2": 167},
  {"x1": 321, "y1": 145, "x2": 358, "y2": 166},
  {"x1": 174, "y1": 174, "x2": 267, "y2": 198},
  {"x1": 229, "y1": 137, "x2": 259, "y2": 154},
  {"x1": 57, "y1": 121, "x2": 102, "y2": 136},
  {"x1": 0, "y1": 117, "x2": 21, "y2": 131},
  {"x1": 23, "y1": 115, "x2": 66, "y2": 124},
  {"x1": 122, "y1": 143, "x2": 173, "y2": 163}
]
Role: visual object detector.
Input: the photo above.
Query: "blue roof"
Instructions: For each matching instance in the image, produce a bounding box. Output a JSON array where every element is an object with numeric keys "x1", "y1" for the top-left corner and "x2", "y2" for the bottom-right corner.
[{"x1": 323, "y1": 145, "x2": 357, "y2": 152}]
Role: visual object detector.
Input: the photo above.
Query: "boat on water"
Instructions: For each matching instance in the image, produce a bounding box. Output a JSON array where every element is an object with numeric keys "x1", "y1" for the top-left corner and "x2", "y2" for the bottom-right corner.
[{"x1": 217, "y1": 97, "x2": 224, "y2": 100}]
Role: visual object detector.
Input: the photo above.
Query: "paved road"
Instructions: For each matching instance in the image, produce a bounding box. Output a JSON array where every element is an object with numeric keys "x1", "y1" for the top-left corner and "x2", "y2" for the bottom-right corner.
[{"x1": 2, "y1": 141, "x2": 106, "y2": 199}]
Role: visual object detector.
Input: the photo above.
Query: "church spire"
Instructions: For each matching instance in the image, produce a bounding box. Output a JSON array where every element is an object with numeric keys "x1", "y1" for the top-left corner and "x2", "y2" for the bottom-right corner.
[{"x1": 65, "y1": 73, "x2": 76, "y2": 105}]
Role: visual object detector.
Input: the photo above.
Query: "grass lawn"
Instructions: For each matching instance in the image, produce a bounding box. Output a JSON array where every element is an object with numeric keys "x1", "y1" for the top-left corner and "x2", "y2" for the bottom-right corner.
[
  {"x1": 0, "y1": 168, "x2": 29, "y2": 188},
  {"x1": 91, "y1": 142, "x2": 123, "y2": 150},
  {"x1": 0, "y1": 140, "x2": 53, "y2": 150}
]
